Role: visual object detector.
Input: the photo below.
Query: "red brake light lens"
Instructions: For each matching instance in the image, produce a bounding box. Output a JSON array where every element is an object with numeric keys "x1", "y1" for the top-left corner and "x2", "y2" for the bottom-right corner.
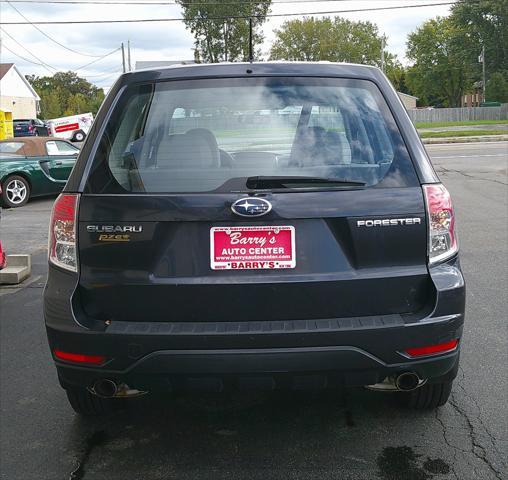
[
  {"x1": 54, "y1": 349, "x2": 106, "y2": 365},
  {"x1": 423, "y1": 184, "x2": 458, "y2": 265},
  {"x1": 405, "y1": 339, "x2": 458, "y2": 358},
  {"x1": 49, "y1": 194, "x2": 79, "y2": 271}
]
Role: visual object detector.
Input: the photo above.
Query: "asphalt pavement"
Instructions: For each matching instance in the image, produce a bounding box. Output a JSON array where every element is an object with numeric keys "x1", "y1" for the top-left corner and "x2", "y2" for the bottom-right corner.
[{"x1": 0, "y1": 142, "x2": 507, "y2": 480}]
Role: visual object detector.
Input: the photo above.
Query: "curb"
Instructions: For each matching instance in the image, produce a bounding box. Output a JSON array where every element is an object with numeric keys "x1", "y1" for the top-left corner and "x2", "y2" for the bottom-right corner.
[
  {"x1": 421, "y1": 135, "x2": 508, "y2": 144},
  {"x1": 0, "y1": 254, "x2": 31, "y2": 285}
]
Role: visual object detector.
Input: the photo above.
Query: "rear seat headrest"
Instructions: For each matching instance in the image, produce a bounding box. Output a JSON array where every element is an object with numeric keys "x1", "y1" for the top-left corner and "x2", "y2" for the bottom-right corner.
[{"x1": 157, "y1": 128, "x2": 220, "y2": 169}]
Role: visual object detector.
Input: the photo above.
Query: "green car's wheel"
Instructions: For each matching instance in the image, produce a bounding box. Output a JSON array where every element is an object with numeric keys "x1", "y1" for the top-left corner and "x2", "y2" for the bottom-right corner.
[{"x1": 1, "y1": 175, "x2": 31, "y2": 208}]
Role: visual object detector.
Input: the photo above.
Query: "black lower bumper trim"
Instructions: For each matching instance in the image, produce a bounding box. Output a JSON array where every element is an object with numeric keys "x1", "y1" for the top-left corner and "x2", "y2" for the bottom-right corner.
[{"x1": 55, "y1": 346, "x2": 460, "y2": 392}]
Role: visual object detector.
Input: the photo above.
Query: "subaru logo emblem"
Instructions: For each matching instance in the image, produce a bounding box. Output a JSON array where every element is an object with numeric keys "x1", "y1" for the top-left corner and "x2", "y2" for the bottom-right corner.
[{"x1": 231, "y1": 197, "x2": 272, "y2": 217}]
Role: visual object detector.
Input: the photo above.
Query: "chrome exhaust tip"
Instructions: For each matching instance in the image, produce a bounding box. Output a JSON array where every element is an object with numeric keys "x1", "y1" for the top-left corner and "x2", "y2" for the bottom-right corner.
[
  {"x1": 89, "y1": 380, "x2": 148, "y2": 398},
  {"x1": 92, "y1": 379, "x2": 118, "y2": 398},
  {"x1": 395, "y1": 372, "x2": 423, "y2": 392},
  {"x1": 366, "y1": 372, "x2": 426, "y2": 392}
]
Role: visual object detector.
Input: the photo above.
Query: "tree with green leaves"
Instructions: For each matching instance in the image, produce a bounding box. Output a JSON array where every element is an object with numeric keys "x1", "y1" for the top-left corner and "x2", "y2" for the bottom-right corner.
[
  {"x1": 269, "y1": 17, "x2": 404, "y2": 89},
  {"x1": 406, "y1": 1, "x2": 508, "y2": 106},
  {"x1": 406, "y1": 17, "x2": 468, "y2": 107},
  {"x1": 450, "y1": 0, "x2": 508, "y2": 82},
  {"x1": 26, "y1": 72, "x2": 105, "y2": 119},
  {"x1": 449, "y1": 0, "x2": 508, "y2": 103},
  {"x1": 176, "y1": 0, "x2": 271, "y2": 63},
  {"x1": 270, "y1": 17, "x2": 390, "y2": 65},
  {"x1": 486, "y1": 72, "x2": 508, "y2": 102}
]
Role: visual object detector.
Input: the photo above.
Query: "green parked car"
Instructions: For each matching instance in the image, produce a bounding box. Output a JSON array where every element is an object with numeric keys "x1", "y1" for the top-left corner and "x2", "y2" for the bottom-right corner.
[{"x1": 0, "y1": 137, "x2": 79, "y2": 208}]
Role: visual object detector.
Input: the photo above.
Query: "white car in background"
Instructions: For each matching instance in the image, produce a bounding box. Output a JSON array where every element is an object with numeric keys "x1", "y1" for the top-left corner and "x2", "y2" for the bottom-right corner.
[{"x1": 47, "y1": 113, "x2": 94, "y2": 142}]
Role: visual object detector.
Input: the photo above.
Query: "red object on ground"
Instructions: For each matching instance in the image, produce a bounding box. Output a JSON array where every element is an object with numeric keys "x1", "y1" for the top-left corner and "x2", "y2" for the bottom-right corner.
[{"x1": 0, "y1": 241, "x2": 6, "y2": 270}]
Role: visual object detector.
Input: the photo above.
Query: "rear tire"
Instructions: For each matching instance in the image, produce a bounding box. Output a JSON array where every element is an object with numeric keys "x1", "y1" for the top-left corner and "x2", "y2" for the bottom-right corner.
[
  {"x1": 403, "y1": 380, "x2": 453, "y2": 409},
  {"x1": 65, "y1": 387, "x2": 117, "y2": 416}
]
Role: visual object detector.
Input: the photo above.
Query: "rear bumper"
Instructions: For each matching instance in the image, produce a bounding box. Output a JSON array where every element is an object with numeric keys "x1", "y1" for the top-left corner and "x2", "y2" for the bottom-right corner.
[
  {"x1": 13, "y1": 131, "x2": 36, "y2": 137},
  {"x1": 53, "y1": 343, "x2": 461, "y2": 392},
  {"x1": 45, "y1": 257, "x2": 465, "y2": 392},
  {"x1": 48, "y1": 312, "x2": 463, "y2": 391}
]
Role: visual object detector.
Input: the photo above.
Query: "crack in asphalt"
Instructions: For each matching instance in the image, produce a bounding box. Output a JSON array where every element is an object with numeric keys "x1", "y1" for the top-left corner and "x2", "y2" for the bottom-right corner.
[
  {"x1": 454, "y1": 368, "x2": 504, "y2": 458},
  {"x1": 68, "y1": 430, "x2": 108, "y2": 480},
  {"x1": 437, "y1": 165, "x2": 508, "y2": 186},
  {"x1": 431, "y1": 364, "x2": 506, "y2": 480},
  {"x1": 433, "y1": 410, "x2": 460, "y2": 480},
  {"x1": 448, "y1": 393, "x2": 504, "y2": 480}
]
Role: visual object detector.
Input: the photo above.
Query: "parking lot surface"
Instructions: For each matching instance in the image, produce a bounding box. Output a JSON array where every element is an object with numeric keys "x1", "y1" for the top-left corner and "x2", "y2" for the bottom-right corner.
[{"x1": 0, "y1": 142, "x2": 507, "y2": 480}]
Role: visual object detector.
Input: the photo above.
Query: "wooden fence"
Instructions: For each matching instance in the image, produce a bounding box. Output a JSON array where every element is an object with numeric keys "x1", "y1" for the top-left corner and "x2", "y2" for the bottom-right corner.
[{"x1": 407, "y1": 104, "x2": 508, "y2": 123}]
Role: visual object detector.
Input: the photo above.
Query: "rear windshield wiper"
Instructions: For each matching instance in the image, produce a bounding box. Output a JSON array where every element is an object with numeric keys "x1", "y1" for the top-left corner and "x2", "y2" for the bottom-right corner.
[{"x1": 246, "y1": 176, "x2": 366, "y2": 190}]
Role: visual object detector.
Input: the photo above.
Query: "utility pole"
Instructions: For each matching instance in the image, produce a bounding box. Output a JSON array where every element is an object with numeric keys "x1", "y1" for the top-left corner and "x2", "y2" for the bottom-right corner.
[
  {"x1": 121, "y1": 42, "x2": 126, "y2": 73},
  {"x1": 481, "y1": 45, "x2": 486, "y2": 103},
  {"x1": 380, "y1": 36, "x2": 385, "y2": 73},
  {"x1": 127, "y1": 40, "x2": 132, "y2": 71},
  {"x1": 223, "y1": 23, "x2": 228, "y2": 62},
  {"x1": 248, "y1": 18, "x2": 253, "y2": 63}
]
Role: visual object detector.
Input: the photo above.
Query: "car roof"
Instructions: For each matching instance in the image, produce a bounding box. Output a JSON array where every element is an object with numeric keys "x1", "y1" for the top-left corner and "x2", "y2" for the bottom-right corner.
[
  {"x1": 0, "y1": 137, "x2": 74, "y2": 156},
  {"x1": 122, "y1": 61, "x2": 384, "y2": 84}
]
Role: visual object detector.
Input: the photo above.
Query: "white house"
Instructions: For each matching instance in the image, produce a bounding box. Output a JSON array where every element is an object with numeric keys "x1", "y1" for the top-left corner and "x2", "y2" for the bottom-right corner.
[{"x1": 0, "y1": 63, "x2": 41, "y2": 119}]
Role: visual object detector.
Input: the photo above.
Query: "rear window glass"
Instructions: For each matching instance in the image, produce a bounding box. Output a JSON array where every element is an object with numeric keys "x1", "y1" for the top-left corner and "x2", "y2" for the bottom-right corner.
[
  {"x1": 86, "y1": 77, "x2": 417, "y2": 193},
  {"x1": 0, "y1": 142, "x2": 24, "y2": 154},
  {"x1": 46, "y1": 140, "x2": 79, "y2": 156}
]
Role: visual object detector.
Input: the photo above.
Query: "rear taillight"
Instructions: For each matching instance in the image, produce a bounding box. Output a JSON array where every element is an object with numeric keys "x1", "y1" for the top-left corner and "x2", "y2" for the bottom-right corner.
[
  {"x1": 54, "y1": 349, "x2": 106, "y2": 365},
  {"x1": 405, "y1": 339, "x2": 458, "y2": 358},
  {"x1": 49, "y1": 193, "x2": 79, "y2": 272},
  {"x1": 28, "y1": 125, "x2": 34, "y2": 133},
  {"x1": 423, "y1": 184, "x2": 458, "y2": 265}
]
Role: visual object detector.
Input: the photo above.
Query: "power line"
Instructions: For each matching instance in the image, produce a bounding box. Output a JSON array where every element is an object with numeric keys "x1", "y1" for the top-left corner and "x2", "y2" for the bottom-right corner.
[
  {"x1": 1, "y1": 28, "x2": 121, "y2": 73},
  {"x1": 1, "y1": 43, "x2": 56, "y2": 72},
  {"x1": 0, "y1": 27, "x2": 58, "y2": 71},
  {"x1": 90, "y1": 70, "x2": 121, "y2": 80},
  {"x1": 0, "y1": 2, "x2": 458, "y2": 24},
  {"x1": 5, "y1": 0, "x2": 115, "y2": 56},
  {"x1": 85, "y1": 65, "x2": 122, "y2": 77},
  {"x1": 0, "y1": 0, "x2": 367, "y2": 4},
  {"x1": 74, "y1": 47, "x2": 120, "y2": 71}
]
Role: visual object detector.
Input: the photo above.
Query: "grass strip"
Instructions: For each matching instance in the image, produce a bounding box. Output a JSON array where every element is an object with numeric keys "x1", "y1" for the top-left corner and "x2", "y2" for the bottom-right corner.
[
  {"x1": 419, "y1": 129, "x2": 507, "y2": 139},
  {"x1": 415, "y1": 119, "x2": 508, "y2": 128}
]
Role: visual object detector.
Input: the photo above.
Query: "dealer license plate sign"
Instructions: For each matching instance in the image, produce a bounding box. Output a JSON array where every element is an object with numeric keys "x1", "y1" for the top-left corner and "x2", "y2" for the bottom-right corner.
[{"x1": 210, "y1": 226, "x2": 296, "y2": 270}]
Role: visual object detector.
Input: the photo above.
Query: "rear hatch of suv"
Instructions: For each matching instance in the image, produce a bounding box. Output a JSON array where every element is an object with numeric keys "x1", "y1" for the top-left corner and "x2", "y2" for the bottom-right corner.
[
  {"x1": 76, "y1": 76, "x2": 431, "y2": 324},
  {"x1": 13, "y1": 120, "x2": 31, "y2": 136}
]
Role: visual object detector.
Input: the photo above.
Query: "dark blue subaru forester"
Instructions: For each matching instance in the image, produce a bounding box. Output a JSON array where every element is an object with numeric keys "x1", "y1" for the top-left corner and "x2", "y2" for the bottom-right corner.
[{"x1": 43, "y1": 62, "x2": 465, "y2": 415}]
